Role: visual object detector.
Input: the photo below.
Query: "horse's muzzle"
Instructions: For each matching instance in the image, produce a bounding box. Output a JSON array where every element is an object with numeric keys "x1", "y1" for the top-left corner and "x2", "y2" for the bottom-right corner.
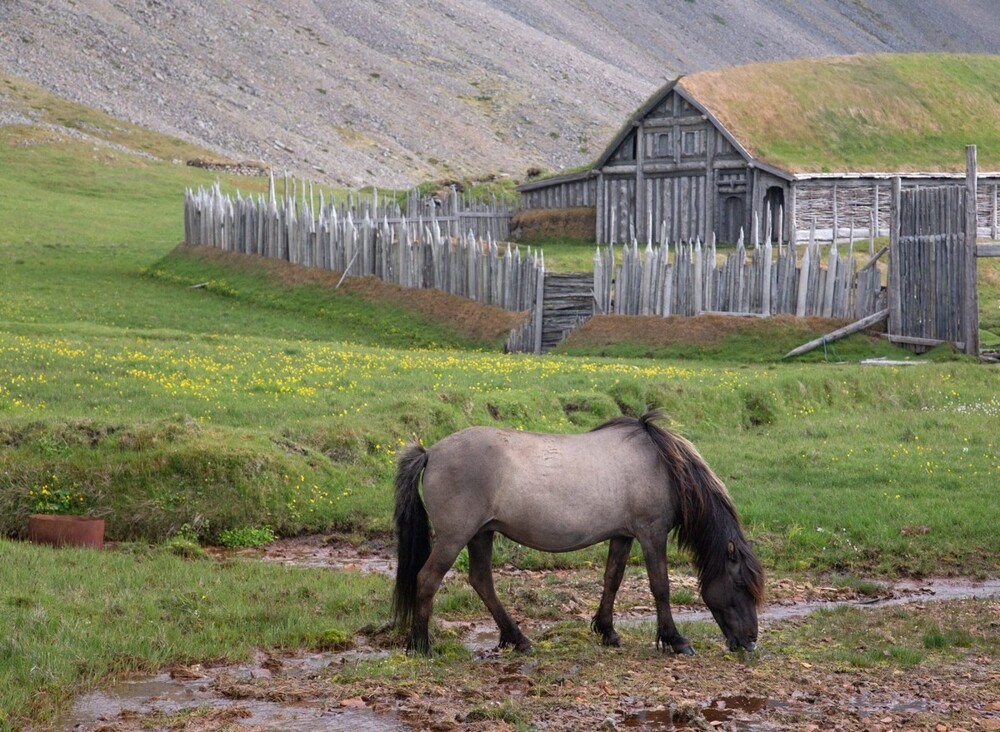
[{"x1": 729, "y1": 639, "x2": 757, "y2": 653}]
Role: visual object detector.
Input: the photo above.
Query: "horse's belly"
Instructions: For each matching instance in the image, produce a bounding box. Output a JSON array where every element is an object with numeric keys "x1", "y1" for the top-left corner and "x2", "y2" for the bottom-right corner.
[{"x1": 490, "y1": 502, "x2": 630, "y2": 553}]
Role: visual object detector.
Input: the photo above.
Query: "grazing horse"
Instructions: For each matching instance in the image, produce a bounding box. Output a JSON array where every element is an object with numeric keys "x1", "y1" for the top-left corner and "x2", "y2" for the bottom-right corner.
[{"x1": 392, "y1": 410, "x2": 764, "y2": 655}]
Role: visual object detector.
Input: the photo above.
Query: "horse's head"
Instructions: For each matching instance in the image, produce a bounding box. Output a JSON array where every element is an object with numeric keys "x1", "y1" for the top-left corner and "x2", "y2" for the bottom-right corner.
[{"x1": 701, "y1": 540, "x2": 763, "y2": 652}]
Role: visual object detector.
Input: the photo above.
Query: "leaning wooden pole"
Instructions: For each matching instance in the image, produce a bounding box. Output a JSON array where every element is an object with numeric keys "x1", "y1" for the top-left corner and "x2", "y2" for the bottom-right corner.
[
  {"x1": 963, "y1": 145, "x2": 980, "y2": 356},
  {"x1": 783, "y1": 308, "x2": 889, "y2": 359}
]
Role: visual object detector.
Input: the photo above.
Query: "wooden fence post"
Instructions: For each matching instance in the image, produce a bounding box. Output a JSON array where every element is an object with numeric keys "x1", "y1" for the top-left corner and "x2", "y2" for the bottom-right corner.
[
  {"x1": 888, "y1": 177, "x2": 902, "y2": 338},
  {"x1": 533, "y1": 262, "x2": 545, "y2": 355},
  {"x1": 964, "y1": 145, "x2": 980, "y2": 355}
]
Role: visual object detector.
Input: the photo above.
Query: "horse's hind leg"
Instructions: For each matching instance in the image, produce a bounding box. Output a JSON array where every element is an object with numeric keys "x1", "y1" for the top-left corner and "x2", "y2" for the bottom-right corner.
[
  {"x1": 467, "y1": 531, "x2": 532, "y2": 652},
  {"x1": 638, "y1": 534, "x2": 694, "y2": 655},
  {"x1": 592, "y1": 536, "x2": 633, "y2": 647},
  {"x1": 409, "y1": 539, "x2": 466, "y2": 654}
]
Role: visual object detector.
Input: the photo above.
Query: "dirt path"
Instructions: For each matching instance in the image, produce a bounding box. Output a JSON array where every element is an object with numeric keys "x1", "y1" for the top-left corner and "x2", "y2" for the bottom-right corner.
[{"x1": 68, "y1": 537, "x2": 1000, "y2": 731}]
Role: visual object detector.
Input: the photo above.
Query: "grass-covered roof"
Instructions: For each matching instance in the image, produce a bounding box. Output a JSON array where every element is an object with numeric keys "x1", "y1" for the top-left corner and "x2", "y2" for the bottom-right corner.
[{"x1": 678, "y1": 53, "x2": 1000, "y2": 174}]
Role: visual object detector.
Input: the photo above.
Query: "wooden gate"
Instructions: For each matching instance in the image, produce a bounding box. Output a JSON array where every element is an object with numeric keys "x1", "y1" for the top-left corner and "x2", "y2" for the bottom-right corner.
[
  {"x1": 888, "y1": 146, "x2": 983, "y2": 355},
  {"x1": 505, "y1": 272, "x2": 594, "y2": 354}
]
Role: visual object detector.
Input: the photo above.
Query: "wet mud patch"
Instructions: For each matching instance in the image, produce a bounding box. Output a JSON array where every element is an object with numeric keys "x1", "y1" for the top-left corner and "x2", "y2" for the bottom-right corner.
[
  {"x1": 67, "y1": 537, "x2": 1000, "y2": 731},
  {"x1": 66, "y1": 651, "x2": 407, "y2": 732}
]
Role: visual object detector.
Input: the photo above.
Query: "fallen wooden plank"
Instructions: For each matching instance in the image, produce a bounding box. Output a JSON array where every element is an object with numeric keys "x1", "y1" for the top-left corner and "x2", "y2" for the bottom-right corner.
[
  {"x1": 860, "y1": 357, "x2": 924, "y2": 366},
  {"x1": 783, "y1": 308, "x2": 889, "y2": 359},
  {"x1": 699, "y1": 310, "x2": 768, "y2": 318},
  {"x1": 882, "y1": 333, "x2": 965, "y2": 349}
]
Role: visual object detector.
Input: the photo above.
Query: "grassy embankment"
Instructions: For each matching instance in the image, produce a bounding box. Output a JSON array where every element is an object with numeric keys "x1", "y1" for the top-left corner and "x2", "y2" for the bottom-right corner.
[{"x1": 1, "y1": 71, "x2": 1000, "y2": 730}]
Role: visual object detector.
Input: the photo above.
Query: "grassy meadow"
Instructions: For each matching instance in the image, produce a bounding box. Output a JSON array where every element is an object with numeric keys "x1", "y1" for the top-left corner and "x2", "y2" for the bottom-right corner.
[{"x1": 1, "y1": 80, "x2": 1000, "y2": 730}]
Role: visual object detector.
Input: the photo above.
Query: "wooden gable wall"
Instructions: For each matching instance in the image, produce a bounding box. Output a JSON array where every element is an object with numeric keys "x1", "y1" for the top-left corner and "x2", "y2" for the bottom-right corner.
[{"x1": 596, "y1": 87, "x2": 757, "y2": 245}]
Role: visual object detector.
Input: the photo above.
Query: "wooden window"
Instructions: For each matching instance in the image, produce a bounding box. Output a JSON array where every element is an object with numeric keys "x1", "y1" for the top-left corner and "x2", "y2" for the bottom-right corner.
[
  {"x1": 656, "y1": 132, "x2": 673, "y2": 157},
  {"x1": 682, "y1": 130, "x2": 705, "y2": 156}
]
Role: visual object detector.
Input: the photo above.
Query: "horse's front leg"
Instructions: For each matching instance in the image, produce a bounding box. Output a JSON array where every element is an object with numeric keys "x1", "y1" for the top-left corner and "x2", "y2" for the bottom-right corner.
[
  {"x1": 467, "y1": 531, "x2": 532, "y2": 652},
  {"x1": 592, "y1": 536, "x2": 633, "y2": 647},
  {"x1": 638, "y1": 535, "x2": 694, "y2": 655}
]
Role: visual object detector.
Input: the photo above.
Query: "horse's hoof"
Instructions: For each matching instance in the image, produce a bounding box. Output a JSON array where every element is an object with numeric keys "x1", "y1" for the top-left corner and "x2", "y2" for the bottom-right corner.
[
  {"x1": 499, "y1": 634, "x2": 533, "y2": 653},
  {"x1": 407, "y1": 638, "x2": 433, "y2": 656},
  {"x1": 514, "y1": 638, "x2": 534, "y2": 653},
  {"x1": 601, "y1": 633, "x2": 622, "y2": 648}
]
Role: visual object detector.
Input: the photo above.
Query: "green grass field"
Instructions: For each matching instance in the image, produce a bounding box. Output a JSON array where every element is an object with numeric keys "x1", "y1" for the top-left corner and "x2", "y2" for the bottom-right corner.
[{"x1": 2, "y1": 78, "x2": 1000, "y2": 731}]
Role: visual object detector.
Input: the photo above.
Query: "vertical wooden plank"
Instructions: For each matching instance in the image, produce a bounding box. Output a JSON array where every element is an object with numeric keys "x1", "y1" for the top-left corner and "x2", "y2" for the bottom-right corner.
[
  {"x1": 594, "y1": 173, "x2": 608, "y2": 244},
  {"x1": 964, "y1": 146, "x2": 980, "y2": 355},
  {"x1": 795, "y1": 244, "x2": 809, "y2": 317},
  {"x1": 872, "y1": 183, "x2": 880, "y2": 243},
  {"x1": 761, "y1": 239, "x2": 772, "y2": 316},
  {"x1": 992, "y1": 183, "x2": 998, "y2": 241},
  {"x1": 888, "y1": 177, "x2": 902, "y2": 337},
  {"x1": 635, "y1": 125, "x2": 646, "y2": 244},
  {"x1": 832, "y1": 183, "x2": 839, "y2": 243}
]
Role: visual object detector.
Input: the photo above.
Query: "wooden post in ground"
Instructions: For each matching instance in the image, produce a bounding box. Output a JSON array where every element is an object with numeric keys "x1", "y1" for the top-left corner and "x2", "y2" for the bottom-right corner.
[
  {"x1": 533, "y1": 265, "x2": 545, "y2": 355},
  {"x1": 888, "y1": 177, "x2": 902, "y2": 339},
  {"x1": 963, "y1": 145, "x2": 980, "y2": 356}
]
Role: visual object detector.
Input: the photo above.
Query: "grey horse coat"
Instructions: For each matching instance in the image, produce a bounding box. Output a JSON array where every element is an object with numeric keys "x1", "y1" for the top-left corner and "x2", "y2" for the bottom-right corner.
[{"x1": 392, "y1": 411, "x2": 764, "y2": 655}]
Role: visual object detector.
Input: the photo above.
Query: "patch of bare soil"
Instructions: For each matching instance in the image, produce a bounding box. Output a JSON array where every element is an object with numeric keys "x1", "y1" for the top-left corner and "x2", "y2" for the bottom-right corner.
[
  {"x1": 512, "y1": 208, "x2": 596, "y2": 242},
  {"x1": 566, "y1": 313, "x2": 850, "y2": 349},
  {"x1": 68, "y1": 537, "x2": 1000, "y2": 732},
  {"x1": 172, "y1": 245, "x2": 526, "y2": 343}
]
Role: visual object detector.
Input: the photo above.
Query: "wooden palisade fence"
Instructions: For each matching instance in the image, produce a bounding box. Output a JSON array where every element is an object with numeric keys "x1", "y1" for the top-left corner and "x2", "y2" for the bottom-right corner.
[
  {"x1": 183, "y1": 182, "x2": 886, "y2": 354},
  {"x1": 183, "y1": 179, "x2": 536, "y2": 313},
  {"x1": 184, "y1": 148, "x2": 996, "y2": 356},
  {"x1": 598, "y1": 218, "x2": 886, "y2": 323},
  {"x1": 887, "y1": 145, "x2": 999, "y2": 356}
]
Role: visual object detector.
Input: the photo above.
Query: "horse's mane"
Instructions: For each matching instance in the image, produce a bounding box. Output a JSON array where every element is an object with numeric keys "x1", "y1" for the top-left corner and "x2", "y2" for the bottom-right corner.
[{"x1": 592, "y1": 410, "x2": 765, "y2": 608}]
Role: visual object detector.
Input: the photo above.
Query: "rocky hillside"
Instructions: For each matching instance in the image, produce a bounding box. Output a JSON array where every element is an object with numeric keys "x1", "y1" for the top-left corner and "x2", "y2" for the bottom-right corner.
[{"x1": 1, "y1": 0, "x2": 997, "y2": 188}]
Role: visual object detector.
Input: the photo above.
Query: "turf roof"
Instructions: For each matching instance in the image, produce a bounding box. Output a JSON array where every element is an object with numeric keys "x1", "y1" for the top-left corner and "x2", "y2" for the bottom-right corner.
[{"x1": 677, "y1": 53, "x2": 1000, "y2": 174}]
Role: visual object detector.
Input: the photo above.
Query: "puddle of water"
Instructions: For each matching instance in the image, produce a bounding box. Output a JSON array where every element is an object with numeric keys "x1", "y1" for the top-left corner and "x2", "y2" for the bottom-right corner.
[
  {"x1": 701, "y1": 694, "x2": 770, "y2": 722},
  {"x1": 758, "y1": 577, "x2": 1000, "y2": 623},
  {"x1": 258, "y1": 538, "x2": 396, "y2": 574},
  {"x1": 849, "y1": 695, "x2": 931, "y2": 717},
  {"x1": 621, "y1": 708, "x2": 688, "y2": 729},
  {"x1": 622, "y1": 694, "x2": 783, "y2": 732},
  {"x1": 622, "y1": 692, "x2": 935, "y2": 731},
  {"x1": 63, "y1": 655, "x2": 406, "y2": 732},
  {"x1": 619, "y1": 577, "x2": 1000, "y2": 629}
]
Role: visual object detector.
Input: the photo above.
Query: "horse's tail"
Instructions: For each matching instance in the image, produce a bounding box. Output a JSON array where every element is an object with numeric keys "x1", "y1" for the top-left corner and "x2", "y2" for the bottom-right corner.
[{"x1": 392, "y1": 441, "x2": 431, "y2": 632}]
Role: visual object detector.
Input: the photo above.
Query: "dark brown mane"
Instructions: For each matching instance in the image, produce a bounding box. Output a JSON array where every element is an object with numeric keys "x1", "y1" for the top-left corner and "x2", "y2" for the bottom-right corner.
[{"x1": 592, "y1": 410, "x2": 765, "y2": 608}]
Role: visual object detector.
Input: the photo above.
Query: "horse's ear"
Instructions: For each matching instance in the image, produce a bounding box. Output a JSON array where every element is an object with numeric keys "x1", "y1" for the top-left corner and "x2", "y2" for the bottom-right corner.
[{"x1": 726, "y1": 541, "x2": 736, "y2": 560}]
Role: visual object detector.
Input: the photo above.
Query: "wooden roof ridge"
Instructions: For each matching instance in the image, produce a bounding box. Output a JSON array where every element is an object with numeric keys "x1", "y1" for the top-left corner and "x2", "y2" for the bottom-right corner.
[
  {"x1": 589, "y1": 76, "x2": 793, "y2": 180},
  {"x1": 591, "y1": 77, "x2": 680, "y2": 170}
]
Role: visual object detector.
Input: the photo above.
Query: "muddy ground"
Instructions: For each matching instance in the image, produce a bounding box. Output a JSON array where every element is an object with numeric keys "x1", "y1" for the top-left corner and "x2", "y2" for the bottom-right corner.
[{"x1": 68, "y1": 536, "x2": 1000, "y2": 732}]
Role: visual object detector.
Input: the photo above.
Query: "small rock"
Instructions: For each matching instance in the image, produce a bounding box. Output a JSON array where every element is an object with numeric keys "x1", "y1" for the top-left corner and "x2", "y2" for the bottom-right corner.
[{"x1": 169, "y1": 664, "x2": 205, "y2": 680}]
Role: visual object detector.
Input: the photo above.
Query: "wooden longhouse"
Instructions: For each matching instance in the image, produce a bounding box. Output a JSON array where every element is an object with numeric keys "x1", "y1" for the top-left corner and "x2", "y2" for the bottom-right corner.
[{"x1": 517, "y1": 55, "x2": 1000, "y2": 245}]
